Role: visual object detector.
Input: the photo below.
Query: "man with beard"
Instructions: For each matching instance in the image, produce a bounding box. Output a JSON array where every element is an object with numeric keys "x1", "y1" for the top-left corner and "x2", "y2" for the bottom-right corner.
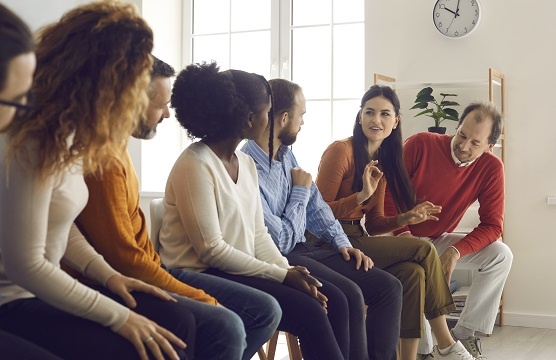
[
  {"x1": 384, "y1": 102, "x2": 513, "y2": 359},
  {"x1": 242, "y1": 78, "x2": 404, "y2": 360},
  {"x1": 70, "y1": 56, "x2": 282, "y2": 360}
]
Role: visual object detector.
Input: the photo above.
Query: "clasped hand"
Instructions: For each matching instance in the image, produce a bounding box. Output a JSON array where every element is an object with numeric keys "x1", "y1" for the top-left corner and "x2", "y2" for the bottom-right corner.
[{"x1": 284, "y1": 266, "x2": 328, "y2": 313}]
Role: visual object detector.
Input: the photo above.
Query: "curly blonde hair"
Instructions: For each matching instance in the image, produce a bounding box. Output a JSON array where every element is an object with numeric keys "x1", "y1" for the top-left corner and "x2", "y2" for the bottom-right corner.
[{"x1": 8, "y1": 0, "x2": 153, "y2": 180}]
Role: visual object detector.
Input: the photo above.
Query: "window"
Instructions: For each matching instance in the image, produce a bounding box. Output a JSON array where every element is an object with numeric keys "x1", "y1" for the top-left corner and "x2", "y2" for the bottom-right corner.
[{"x1": 138, "y1": 0, "x2": 365, "y2": 192}]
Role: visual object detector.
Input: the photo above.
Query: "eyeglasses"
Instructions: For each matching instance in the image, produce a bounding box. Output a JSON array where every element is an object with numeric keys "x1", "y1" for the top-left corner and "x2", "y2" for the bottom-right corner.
[{"x1": 0, "y1": 91, "x2": 35, "y2": 117}]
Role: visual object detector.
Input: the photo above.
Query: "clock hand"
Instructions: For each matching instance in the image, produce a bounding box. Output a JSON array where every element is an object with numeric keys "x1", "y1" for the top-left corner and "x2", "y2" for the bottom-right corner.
[
  {"x1": 446, "y1": 13, "x2": 457, "y2": 31},
  {"x1": 442, "y1": 6, "x2": 458, "y2": 17},
  {"x1": 455, "y1": 0, "x2": 461, "y2": 16}
]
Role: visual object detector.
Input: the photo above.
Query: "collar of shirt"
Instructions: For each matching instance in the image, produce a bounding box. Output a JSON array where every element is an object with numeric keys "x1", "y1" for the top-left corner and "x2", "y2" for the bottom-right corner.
[
  {"x1": 450, "y1": 135, "x2": 477, "y2": 167},
  {"x1": 242, "y1": 140, "x2": 290, "y2": 172}
]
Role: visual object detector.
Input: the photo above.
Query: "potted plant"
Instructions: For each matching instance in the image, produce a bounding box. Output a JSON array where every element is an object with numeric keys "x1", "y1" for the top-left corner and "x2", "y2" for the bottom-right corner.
[{"x1": 410, "y1": 87, "x2": 460, "y2": 134}]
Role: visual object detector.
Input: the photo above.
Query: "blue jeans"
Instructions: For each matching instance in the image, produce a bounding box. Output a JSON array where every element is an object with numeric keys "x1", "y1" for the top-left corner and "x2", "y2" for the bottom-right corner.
[{"x1": 169, "y1": 268, "x2": 281, "y2": 360}]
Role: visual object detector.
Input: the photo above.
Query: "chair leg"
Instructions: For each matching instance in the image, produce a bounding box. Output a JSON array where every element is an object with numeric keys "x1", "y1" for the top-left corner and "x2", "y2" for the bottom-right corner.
[
  {"x1": 285, "y1": 332, "x2": 302, "y2": 360},
  {"x1": 257, "y1": 347, "x2": 268, "y2": 360},
  {"x1": 265, "y1": 331, "x2": 279, "y2": 360}
]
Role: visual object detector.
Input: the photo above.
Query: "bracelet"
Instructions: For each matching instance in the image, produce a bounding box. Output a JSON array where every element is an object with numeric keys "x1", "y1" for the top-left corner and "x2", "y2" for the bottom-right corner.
[{"x1": 450, "y1": 245, "x2": 461, "y2": 259}]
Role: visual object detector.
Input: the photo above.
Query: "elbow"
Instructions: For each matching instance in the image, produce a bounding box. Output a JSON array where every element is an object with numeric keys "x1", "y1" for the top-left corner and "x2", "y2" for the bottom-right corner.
[
  {"x1": 4, "y1": 256, "x2": 45, "y2": 288},
  {"x1": 197, "y1": 241, "x2": 226, "y2": 267}
]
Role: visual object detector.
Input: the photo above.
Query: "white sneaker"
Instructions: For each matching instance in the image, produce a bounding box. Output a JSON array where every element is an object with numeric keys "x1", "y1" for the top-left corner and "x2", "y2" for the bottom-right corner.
[{"x1": 432, "y1": 340, "x2": 477, "y2": 359}]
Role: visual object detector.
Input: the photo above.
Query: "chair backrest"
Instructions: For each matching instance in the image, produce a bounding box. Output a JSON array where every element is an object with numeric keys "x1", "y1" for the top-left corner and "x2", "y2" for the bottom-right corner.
[{"x1": 149, "y1": 198, "x2": 164, "y2": 253}]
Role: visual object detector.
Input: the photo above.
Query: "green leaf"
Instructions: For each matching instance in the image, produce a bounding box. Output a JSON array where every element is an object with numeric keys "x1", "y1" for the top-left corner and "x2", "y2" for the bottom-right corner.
[
  {"x1": 440, "y1": 100, "x2": 460, "y2": 106},
  {"x1": 444, "y1": 108, "x2": 460, "y2": 119},
  {"x1": 413, "y1": 108, "x2": 433, "y2": 117},
  {"x1": 415, "y1": 94, "x2": 435, "y2": 103},
  {"x1": 410, "y1": 102, "x2": 429, "y2": 110},
  {"x1": 432, "y1": 112, "x2": 445, "y2": 121},
  {"x1": 444, "y1": 115, "x2": 459, "y2": 121},
  {"x1": 439, "y1": 93, "x2": 458, "y2": 97},
  {"x1": 416, "y1": 87, "x2": 433, "y2": 97}
]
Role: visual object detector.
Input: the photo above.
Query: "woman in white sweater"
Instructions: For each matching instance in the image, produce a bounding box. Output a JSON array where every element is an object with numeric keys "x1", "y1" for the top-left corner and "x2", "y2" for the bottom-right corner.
[
  {"x1": 0, "y1": 3, "x2": 193, "y2": 359},
  {"x1": 160, "y1": 62, "x2": 351, "y2": 360}
]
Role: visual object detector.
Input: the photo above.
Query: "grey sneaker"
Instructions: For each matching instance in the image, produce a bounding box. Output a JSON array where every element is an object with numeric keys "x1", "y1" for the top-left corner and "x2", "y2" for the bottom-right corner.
[
  {"x1": 417, "y1": 353, "x2": 435, "y2": 360},
  {"x1": 432, "y1": 341, "x2": 476, "y2": 359},
  {"x1": 450, "y1": 329, "x2": 487, "y2": 359}
]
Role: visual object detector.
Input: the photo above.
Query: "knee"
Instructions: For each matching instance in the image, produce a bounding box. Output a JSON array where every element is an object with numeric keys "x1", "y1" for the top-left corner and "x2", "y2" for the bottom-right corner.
[
  {"x1": 383, "y1": 272, "x2": 403, "y2": 300},
  {"x1": 497, "y1": 241, "x2": 513, "y2": 269},
  {"x1": 214, "y1": 309, "x2": 247, "y2": 343},
  {"x1": 397, "y1": 262, "x2": 425, "y2": 285},
  {"x1": 260, "y1": 294, "x2": 282, "y2": 329},
  {"x1": 338, "y1": 280, "x2": 364, "y2": 308}
]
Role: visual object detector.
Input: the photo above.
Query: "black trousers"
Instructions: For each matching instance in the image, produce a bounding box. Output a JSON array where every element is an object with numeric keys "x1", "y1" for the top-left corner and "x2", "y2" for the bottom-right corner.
[
  {"x1": 287, "y1": 241, "x2": 402, "y2": 360},
  {"x1": 0, "y1": 328, "x2": 62, "y2": 360},
  {"x1": 0, "y1": 287, "x2": 196, "y2": 360},
  {"x1": 203, "y1": 267, "x2": 348, "y2": 360}
]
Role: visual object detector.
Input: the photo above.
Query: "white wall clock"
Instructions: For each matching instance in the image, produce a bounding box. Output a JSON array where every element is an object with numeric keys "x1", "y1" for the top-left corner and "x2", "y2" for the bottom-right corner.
[{"x1": 433, "y1": 0, "x2": 481, "y2": 38}]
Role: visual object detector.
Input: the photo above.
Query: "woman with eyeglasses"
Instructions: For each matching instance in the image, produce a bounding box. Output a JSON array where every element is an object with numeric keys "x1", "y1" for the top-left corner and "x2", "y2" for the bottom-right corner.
[
  {"x1": 0, "y1": 3, "x2": 196, "y2": 359},
  {"x1": 0, "y1": 5, "x2": 63, "y2": 359}
]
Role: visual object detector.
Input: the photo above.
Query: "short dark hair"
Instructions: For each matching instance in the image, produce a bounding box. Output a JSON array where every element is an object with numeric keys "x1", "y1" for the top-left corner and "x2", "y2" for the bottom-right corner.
[
  {"x1": 151, "y1": 55, "x2": 175, "y2": 79},
  {"x1": 0, "y1": 3, "x2": 35, "y2": 92},
  {"x1": 268, "y1": 78, "x2": 302, "y2": 116},
  {"x1": 458, "y1": 102, "x2": 503, "y2": 145},
  {"x1": 171, "y1": 61, "x2": 272, "y2": 143}
]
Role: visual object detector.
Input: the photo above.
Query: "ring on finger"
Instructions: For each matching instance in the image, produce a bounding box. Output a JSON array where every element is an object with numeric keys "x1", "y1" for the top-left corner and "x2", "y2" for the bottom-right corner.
[{"x1": 145, "y1": 336, "x2": 155, "y2": 343}]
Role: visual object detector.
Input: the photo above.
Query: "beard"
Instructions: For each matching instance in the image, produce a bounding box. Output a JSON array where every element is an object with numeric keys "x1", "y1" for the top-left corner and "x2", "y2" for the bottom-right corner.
[
  {"x1": 132, "y1": 116, "x2": 157, "y2": 140},
  {"x1": 278, "y1": 126, "x2": 299, "y2": 146}
]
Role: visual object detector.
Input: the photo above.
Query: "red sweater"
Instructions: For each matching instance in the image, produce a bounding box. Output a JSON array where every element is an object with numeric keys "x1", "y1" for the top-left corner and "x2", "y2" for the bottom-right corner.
[{"x1": 384, "y1": 132, "x2": 505, "y2": 257}]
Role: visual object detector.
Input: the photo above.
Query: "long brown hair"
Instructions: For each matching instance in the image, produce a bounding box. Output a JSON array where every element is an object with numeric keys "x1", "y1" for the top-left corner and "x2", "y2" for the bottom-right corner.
[
  {"x1": 352, "y1": 85, "x2": 415, "y2": 212},
  {"x1": 8, "y1": 0, "x2": 153, "y2": 181}
]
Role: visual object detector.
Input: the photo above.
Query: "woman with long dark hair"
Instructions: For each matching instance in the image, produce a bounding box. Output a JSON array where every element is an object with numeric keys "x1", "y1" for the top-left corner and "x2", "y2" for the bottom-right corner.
[{"x1": 316, "y1": 85, "x2": 476, "y2": 360}]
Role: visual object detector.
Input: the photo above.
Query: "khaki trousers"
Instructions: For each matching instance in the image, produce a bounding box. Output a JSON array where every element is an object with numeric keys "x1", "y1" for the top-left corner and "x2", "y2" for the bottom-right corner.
[{"x1": 339, "y1": 223, "x2": 455, "y2": 338}]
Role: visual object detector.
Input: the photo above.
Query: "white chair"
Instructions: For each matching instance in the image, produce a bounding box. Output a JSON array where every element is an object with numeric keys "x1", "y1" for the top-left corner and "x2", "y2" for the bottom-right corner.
[{"x1": 149, "y1": 197, "x2": 164, "y2": 253}]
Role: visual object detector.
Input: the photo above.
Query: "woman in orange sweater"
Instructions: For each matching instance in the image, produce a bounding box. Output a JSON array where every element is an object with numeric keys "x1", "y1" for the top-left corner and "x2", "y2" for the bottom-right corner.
[{"x1": 315, "y1": 85, "x2": 475, "y2": 360}]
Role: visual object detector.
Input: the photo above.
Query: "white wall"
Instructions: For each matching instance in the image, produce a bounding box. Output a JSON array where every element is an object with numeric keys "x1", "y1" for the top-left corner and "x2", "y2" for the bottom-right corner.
[
  {"x1": 4, "y1": 0, "x2": 142, "y2": 31},
  {"x1": 366, "y1": 0, "x2": 556, "y2": 328}
]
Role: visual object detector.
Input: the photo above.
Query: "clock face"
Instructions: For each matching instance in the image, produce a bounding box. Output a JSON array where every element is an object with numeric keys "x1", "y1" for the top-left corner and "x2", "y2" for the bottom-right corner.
[{"x1": 433, "y1": 0, "x2": 481, "y2": 38}]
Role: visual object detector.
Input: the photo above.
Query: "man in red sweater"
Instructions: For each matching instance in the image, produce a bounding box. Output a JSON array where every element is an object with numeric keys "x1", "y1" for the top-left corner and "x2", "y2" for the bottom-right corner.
[{"x1": 385, "y1": 102, "x2": 513, "y2": 359}]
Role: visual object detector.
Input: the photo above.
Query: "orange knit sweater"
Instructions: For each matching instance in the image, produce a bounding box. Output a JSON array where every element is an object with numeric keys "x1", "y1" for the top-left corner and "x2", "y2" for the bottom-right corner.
[{"x1": 74, "y1": 150, "x2": 217, "y2": 305}]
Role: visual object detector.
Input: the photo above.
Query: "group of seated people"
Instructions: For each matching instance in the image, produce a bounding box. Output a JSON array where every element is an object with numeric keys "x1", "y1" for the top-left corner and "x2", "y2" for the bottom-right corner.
[{"x1": 0, "y1": 2, "x2": 512, "y2": 360}]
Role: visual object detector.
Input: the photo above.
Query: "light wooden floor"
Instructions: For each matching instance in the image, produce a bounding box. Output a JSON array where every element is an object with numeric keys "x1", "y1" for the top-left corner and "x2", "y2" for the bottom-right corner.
[{"x1": 252, "y1": 326, "x2": 556, "y2": 360}]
